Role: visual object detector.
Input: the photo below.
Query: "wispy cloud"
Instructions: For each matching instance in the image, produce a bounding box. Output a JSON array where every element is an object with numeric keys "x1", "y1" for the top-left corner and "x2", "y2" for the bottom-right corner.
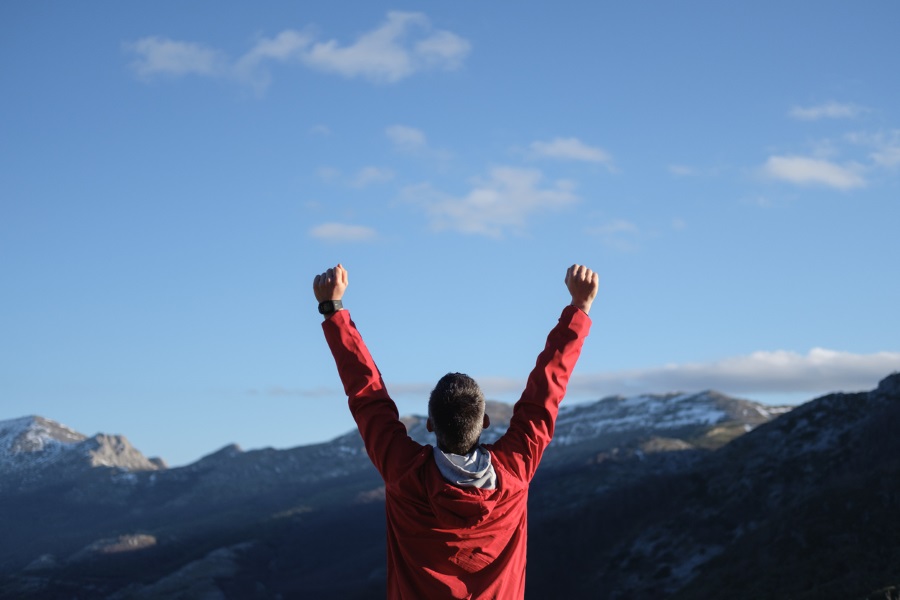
[
  {"x1": 386, "y1": 124, "x2": 452, "y2": 165},
  {"x1": 126, "y1": 12, "x2": 470, "y2": 92},
  {"x1": 586, "y1": 218, "x2": 641, "y2": 252},
  {"x1": 789, "y1": 101, "x2": 866, "y2": 121},
  {"x1": 846, "y1": 129, "x2": 900, "y2": 170},
  {"x1": 350, "y1": 166, "x2": 395, "y2": 187},
  {"x1": 872, "y1": 144, "x2": 900, "y2": 169},
  {"x1": 386, "y1": 124, "x2": 428, "y2": 151},
  {"x1": 232, "y1": 29, "x2": 316, "y2": 90},
  {"x1": 268, "y1": 348, "x2": 899, "y2": 404},
  {"x1": 562, "y1": 348, "x2": 900, "y2": 399},
  {"x1": 761, "y1": 155, "x2": 866, "y2": 190},
  {"x1": 667, "y1": 164, "x2": 726, "y2": 178},
  {"x1": 404, "y1": 167, "x2": 578, "y2": 238},
  {"x1": 126, "y1": 37, "x2": 228, "y2": 79},
  {"x1": 529, "y1": 137, "x2": 613, "y2": 166},
  {"x1": 316, "y1": 166, "x2": 341, "y2": 182},
  {"x1": 309, "y1": 222, "x2": 378, "y2": 242},
  {"x1": 297, "y1": 12, "x2": 469, "y2": 83},
  {"x1": 668, "y1": 164, "x2": 699, "y2": 176},
  {"x1": 316, "y1": 166, "x2": 394, "y2": 187}
]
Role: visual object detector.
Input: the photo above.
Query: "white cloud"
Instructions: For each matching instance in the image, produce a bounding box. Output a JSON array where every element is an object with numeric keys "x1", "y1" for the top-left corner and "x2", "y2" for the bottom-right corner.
[
  {"x1": 789, "y1": 101, "x2": 865, "y2": 121},
  {"x1": 588, "y1": 219, "x2": 638, "y2": 236},
  {"x1": 761, "y1": 155, "x2": 866, "y2": 190},
  {"x1": 350, "y1": 166, "x2": 394, "y2": 187},
  {"x1": 386, "y1": 125, "x2": 427, "y2": 150},
  {"x1": 280, "y1": 349, "x2": 899, "y2": 404},
  {"x1": 126, "y1": 37, "x2": 228, "y2": 79},
  {"x1": 316, "y1": 166, "x2": 341, "y2": 182},
  {"x1": 668, "y1": 165, "x2": 698, "y2": 176},
  {"x1": 404, "y1": 167, "x2": 578, "y2": 238},
  {"x1": 530, "y1": 137, "x2": 613, "y2": 165},
  {"x1": 233, "y1": 29, "x2": 316, "y2": 90},
  {"x1": 560, "y1": 348, "x2": 900, "y2": 399},
  {"x1": 847, "y1": 129, "x2": 900, "y2": 170},
  {"x1": 244, "y1": 30, "x2": 314, "y2": 63},
  {"x1": 872, "y1": 145, "x2": 900, "y2": 168},
  {"x1": 309, "y1": 222, "x2": 377, "y2": 242},
  {"x1": 126, "y1": 12, "x2": 470, "y2": 91},
  {"x1": 316, "y1": 166, "x2": 394, "y2": 187},
  {"x1": 300, "y1": 11, "x2": 469, "y2": 83},
  {"x1": 585, "y1": 218, "x2": 641, "y2": 252},
  {"x1": 414, "y1": 30, "x2": 471, "y2": 70},
  {"x1": 386, "y1": 124, "x2": 452, "y2": 164}
]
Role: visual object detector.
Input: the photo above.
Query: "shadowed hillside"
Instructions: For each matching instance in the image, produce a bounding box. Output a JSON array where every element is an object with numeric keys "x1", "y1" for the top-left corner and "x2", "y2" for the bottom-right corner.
[{"x1": 1, "y1": 375, "x2": 898, "y2": 599}]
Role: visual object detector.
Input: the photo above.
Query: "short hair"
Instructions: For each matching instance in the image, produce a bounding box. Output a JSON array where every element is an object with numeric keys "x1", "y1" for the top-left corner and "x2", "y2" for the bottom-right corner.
[{"x1": 428, "y1": 373, "x2": 486, "y2": 455}]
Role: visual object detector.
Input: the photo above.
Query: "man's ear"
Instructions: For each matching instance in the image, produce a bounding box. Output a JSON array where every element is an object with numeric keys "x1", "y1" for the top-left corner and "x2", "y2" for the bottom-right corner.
[
  {"x1": 483, "y1": 414, "x2": 491, "y2": 429},
  {"x1": 426, "y1": 417, "x2": 434, "y2": 432}
]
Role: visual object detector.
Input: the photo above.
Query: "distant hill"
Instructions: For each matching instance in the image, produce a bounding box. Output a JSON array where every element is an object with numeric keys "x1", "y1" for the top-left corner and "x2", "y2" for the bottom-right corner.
[
  {"x1": 1, "y1": 375, "x2": 898, "y2": 599},
  {"x1": 0, "y1": 415, "x2": 164, "y2": 491}
]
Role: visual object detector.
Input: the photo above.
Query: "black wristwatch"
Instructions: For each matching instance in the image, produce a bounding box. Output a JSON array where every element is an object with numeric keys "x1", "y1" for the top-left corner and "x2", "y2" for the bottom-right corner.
[{"x1": 318, "y1": 299, "x2": 343, "y2": 315}]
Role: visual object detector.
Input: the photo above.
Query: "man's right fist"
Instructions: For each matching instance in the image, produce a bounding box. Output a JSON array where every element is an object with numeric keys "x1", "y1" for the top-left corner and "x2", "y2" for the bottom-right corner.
[
  {"x1": 565, "y1": 264, "x2": 599, "y2": 315},
  {"x1": 314, "y1": 263, "x2": 348, "y2": 303}
]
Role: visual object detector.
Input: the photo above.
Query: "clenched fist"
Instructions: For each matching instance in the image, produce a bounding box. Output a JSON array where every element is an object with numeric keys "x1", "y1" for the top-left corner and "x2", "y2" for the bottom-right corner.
[
  {"x1": 565, "y1": 264, "x2": 599, "y2": 315},
  {"x1": 313, "y1": 263, "x2": 348, "y2": 303}
]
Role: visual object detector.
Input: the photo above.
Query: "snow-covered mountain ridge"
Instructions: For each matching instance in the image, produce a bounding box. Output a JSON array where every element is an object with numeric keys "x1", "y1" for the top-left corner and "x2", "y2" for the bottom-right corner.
[
  {"x1": 0, "y1": 416, "x2": 164, "y2": 488},
  {"x1": 0, "y1": 416, "x2": 87, "y2": 472},
  {"x1": 553, "y1": 390, "x2": 790, "y2": 446},
  {"x1": 0, "y1": 390, "x2": 788, "y2": 486}
]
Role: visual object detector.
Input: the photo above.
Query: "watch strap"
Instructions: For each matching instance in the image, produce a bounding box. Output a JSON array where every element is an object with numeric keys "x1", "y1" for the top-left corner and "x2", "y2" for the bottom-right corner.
[{"x1": 318, "y1": 299, "x2": 343, "y2": 315}]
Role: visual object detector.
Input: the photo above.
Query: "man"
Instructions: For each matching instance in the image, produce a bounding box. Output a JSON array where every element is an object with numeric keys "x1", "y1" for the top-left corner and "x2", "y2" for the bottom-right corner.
[{"x1": 314, "y1": 263, "x2": 598, "y2": 599}]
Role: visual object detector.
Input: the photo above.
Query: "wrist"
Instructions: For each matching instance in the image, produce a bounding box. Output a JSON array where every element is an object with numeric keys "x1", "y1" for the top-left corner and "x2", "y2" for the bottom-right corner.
[
  {"x1": 318, "y1": 299, "x2": 343, "y2": 316},
  {"x1": 570, "y1": 300, "x2": 592, "y2": 315}
]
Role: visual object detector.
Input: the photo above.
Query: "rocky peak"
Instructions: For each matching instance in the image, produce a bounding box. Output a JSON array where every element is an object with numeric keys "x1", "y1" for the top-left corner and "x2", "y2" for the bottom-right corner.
[
  {"x1": 0, "y1": 416, "x2": 163, "y2": 492},
  {"x1": 0, "y1": 416, "x2": 86, "y2": 473},
  {"x1": 79, "y1": 433, "x2": 165, "y2": 471}
]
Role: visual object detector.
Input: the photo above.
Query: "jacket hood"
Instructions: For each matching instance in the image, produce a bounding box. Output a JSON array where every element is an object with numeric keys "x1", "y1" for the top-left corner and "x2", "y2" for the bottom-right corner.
[
  {"x1": 434, "y1": 446, "x2": 497, "y2": 489},
  {"x1": 425, "y1": 447, "x2": 499, "y2": 528}
]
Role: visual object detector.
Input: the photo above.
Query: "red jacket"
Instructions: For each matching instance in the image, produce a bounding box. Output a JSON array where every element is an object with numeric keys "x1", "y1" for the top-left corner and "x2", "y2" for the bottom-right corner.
[{"x1": 322, "y1": 306, "x2": 591, "y2": 599}]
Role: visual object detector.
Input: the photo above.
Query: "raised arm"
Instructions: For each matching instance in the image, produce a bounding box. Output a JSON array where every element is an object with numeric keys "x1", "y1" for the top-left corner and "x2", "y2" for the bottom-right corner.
[
  {"x1": 491, "y1": 264, "x2": 598, "y2": 481},
  {"x1": 314, "y1": 264, "x2": 422, "y2": 482}
]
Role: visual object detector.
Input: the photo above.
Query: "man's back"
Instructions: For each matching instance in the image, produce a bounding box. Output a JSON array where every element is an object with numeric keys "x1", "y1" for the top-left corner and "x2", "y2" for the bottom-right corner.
[{"x1": 315, "y1": 263, "x2": 598, "y2": 599}]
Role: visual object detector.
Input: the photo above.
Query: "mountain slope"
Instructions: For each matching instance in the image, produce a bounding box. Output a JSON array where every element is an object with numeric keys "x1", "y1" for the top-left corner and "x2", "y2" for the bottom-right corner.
[
  {"x1": 6, "y1": 377, "x2": 896, "y2": 600},
  {"x1": 525, "y1": 373, "x2": 900, "y2": 600},
  {"x1": 0, "y1": 416, "x2": 164, "y2": 494}
]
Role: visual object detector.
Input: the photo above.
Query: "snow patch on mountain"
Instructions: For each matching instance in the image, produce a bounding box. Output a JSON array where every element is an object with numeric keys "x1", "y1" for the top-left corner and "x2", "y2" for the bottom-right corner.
[
  {"x1": 0, "y1": 416, "x2": 86, "y2": 473},
  {"x1": 553, "y1": 392, "x2": 732, "y2": 446},
  {"x1": 0, "y1": 416, "x2": 164, "y2": 487}
]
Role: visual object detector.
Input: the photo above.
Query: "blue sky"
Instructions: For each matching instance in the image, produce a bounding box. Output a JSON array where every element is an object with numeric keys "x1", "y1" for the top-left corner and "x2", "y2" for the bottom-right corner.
[{"x1": 2, "y1": 2, "x2": 899, "y2": 466}]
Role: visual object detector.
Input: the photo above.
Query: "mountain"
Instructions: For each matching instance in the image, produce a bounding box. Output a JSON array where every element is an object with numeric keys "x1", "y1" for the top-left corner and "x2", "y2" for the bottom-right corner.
[
  {"x1": 1, "y1": 376, "x2": 898, "y2": 599},
  {"x1": 527, "y1": 373, "x2": 900, "y2": 600},
  {"x1": 0, "y1": 416, "x2": 164, "y2": 493}
]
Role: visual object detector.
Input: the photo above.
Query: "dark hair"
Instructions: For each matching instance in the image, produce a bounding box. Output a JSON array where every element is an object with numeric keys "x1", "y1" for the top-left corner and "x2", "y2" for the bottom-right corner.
[{"x1": 428, "y1": 373, "x2": 486, "y2": 455}]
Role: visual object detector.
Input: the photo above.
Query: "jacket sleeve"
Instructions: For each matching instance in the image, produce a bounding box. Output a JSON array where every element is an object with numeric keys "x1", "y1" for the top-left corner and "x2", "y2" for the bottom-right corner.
[
  {"x1": 491, "y1": 305, "x2": 591, "y2": 482},
  {"x1": 321, "y1": 310, "x2": 423, "y2": 483}
]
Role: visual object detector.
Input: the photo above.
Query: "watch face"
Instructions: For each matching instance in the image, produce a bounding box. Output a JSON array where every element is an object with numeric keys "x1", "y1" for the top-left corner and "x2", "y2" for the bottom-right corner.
[{"x1": 319, "y1": 301, "x2": 333, "y2": 314}]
